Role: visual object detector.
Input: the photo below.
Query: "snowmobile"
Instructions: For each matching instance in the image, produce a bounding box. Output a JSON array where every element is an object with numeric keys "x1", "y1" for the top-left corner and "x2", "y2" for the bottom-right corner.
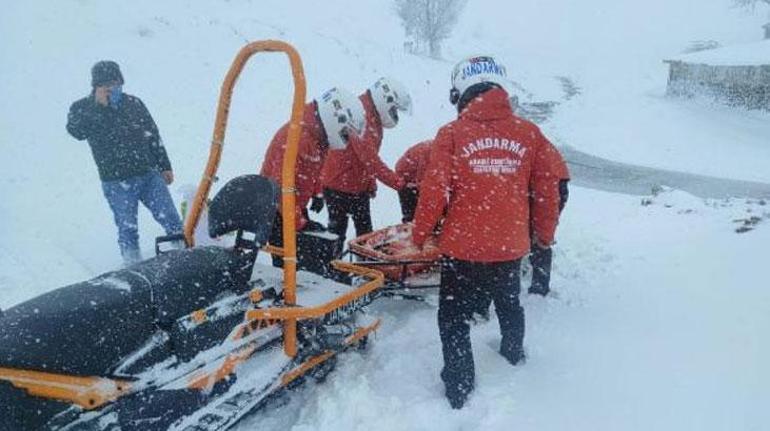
[{"x1": 0, "y1": 40, "x2": 384, "y2": 431}]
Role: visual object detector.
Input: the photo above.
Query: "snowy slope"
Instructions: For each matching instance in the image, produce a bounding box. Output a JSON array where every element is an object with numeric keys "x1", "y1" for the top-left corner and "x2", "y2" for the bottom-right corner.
[{"x1": 1, "y1": 1, "x2": 770, "y2": 430}]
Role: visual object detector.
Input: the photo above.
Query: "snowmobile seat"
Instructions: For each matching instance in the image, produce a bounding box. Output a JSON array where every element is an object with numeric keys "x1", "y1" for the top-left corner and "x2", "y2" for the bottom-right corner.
[
  {"x1": 134, "y1": 246, "x2": 256, "y2": 328},
  {"x1": 208, "y1": 174, "x2": 279, "y2": 249},
  {"x1": 142, "y1": 174, "x2": 278, "y2": 328},
  {"x1": 0, "y1": 247, "x2": 258, "y2": 377},
  {"x1": 0, "y1": 270, "x2": 156, "y2": 376},
  {"x1": 155, "y1": 174, "x2": 278, "y2": 254}
]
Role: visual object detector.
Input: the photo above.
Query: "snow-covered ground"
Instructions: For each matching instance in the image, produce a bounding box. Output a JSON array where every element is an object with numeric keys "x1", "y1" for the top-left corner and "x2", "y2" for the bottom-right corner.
[
  {"x1": 251, "y1": 188, "x2": 770, "y2": 431},
  {"x1": 1, "y1": 1, "x2": 769, "y2": 430}
]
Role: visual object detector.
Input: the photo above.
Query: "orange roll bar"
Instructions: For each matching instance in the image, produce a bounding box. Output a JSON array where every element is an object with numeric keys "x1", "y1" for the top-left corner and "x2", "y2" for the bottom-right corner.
[
  {"x1": 181, "y1": 40, "x2": 306, "y2": 356},
  {"x1": 0, "y1": 367, "x2": 132, "y2": 410},
  {"x1": 246, "y1": 261, "x2": 385, "y2": 321}
]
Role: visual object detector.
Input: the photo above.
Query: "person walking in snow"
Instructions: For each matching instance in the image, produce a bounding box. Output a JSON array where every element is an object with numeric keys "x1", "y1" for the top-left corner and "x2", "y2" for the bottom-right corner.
[
  {"x1": 317, "y1": 78, "x2": 411, "y2": 253},
  {"x1": 411, "y1": 55, "x2": 564, "y2": 409},
  {"x1": 261, "y1": 87, "x2": 366, "y2": 266},
  {"x1": 395, "y1": 140, "x2": 433, "y2": 223},
  {"x1": 66, "y1": 61, "x2": 183, "y2": 266}
]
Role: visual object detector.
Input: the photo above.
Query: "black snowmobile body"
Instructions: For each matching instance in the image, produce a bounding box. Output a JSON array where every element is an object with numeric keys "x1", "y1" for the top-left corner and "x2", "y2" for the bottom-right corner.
[
  {"x1": 0, "y1": 175, "x2": 283, "y2": 430},
  {"x1": 0, "y1": 174, "x2": 380, "y2": 431},
  {"x1": 0, "y1": 247, "x2": 256, "y2": 428},
  {"x1": 0, "y1": 246, "x2": 256, "y2": 378}
]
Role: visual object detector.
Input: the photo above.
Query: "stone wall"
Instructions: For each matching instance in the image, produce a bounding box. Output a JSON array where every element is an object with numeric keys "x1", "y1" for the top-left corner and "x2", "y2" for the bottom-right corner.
[{"x1": 665, "y1": 61, "x2": 770, "y2": 110}]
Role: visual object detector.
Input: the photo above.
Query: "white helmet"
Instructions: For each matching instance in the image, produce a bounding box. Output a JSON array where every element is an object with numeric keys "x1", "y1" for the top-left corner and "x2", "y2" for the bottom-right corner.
[
  {"x1": 450, "y1": 55, "x2": 508, "y2": 105},
  {"x1": 317, "y1": 87, "x2": 366, "y2": 150},
  {"x1": 369, "y1": 77, "x2": 412, "y2": 129}
]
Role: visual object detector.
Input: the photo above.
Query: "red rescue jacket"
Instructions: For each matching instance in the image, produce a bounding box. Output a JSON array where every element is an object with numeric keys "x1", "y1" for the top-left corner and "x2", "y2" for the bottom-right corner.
[
  {"x1": 320, "y1": 92, "x2": 404, "y2": 195},
  {"x1": 549, "y1": 143, "x2": 570, "y2": 181},
  {"x1": 260, "y1": 101, "x2": 327, "y2": 229},
  {"x1": 395, "y1": 140, "x2": 432, "y2": 188},
  {"x1": 412, "y1": 88, "x2": 563, "y2": 262}
]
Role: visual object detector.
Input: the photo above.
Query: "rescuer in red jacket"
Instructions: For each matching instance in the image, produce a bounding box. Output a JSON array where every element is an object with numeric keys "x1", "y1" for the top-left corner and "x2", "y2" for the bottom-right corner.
[
  {"x1": 318, "y1": 78, "x2": 410, "y2": 252},
  {"x1": 411, "y1": 56, "x2": 563, "y2": 409},
  {"x1": 394, "y1": 140, "x2": 432, "y2": 222},
  {"x1": 260, "y1": 87, "x2": 366, "y2": 264}
]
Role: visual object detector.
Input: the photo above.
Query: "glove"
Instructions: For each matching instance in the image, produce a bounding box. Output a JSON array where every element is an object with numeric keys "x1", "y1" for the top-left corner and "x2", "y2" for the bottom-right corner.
[{"x1": 310, "y1": 195, "x2": 324, "y2": 213}]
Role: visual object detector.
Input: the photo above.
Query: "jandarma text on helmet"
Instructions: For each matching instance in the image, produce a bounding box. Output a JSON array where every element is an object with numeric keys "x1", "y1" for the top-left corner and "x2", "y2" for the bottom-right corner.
[{"x1": 460, "y1": 60, "x2": 505, "y2": 80}]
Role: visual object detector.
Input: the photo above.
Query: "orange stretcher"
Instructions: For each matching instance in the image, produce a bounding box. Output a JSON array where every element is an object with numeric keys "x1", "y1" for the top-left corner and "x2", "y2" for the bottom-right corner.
[{"x1": 347, "y1": 223, "x2": 442, "y2": 290}]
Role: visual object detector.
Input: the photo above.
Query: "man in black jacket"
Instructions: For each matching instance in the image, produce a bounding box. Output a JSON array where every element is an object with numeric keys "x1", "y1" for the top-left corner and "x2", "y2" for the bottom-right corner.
[{"x1": 66, "y1": 61, "x2": 183, "y2": 265}]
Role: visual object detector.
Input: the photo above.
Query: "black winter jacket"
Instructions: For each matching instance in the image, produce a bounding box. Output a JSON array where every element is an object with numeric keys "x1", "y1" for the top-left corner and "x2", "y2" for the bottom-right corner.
[{"x1": 66, "y1": 94, "x2": 172, "y2": 181}]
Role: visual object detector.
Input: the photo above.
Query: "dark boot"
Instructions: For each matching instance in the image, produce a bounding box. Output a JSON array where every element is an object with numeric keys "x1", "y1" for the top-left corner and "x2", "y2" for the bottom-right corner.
[
  {"x1": 528, "y1": 245, "x2": 552, "y2": 296},
  {"x1": 441, "y1": 367, "x2": 474, "y2": 409},
  {"x1": 446, "y1": 386, "x2": 471, "y2": 409},
  {"x1": 500, "y1": 337, "x2": 526, "y2": 366}
]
